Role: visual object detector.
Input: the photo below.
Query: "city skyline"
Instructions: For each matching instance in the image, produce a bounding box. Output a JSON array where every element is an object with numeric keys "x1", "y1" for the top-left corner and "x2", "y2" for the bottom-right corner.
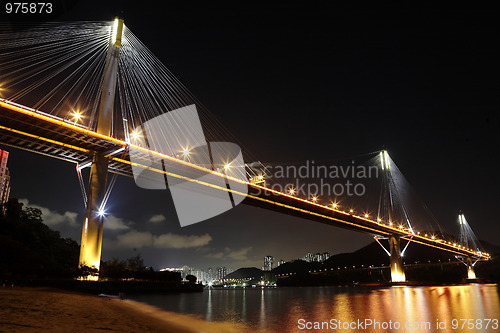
[{"x1": 157, "y1": 251, "x2": 334, "y2": 284}]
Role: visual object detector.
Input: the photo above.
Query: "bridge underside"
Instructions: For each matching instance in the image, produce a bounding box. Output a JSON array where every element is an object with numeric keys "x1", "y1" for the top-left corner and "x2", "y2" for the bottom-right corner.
[
  {"x1": 0, "y1": 100, "x2": 488, "y2": 262},
  {"x1": 0, "y1": 101, "x2": 132, "y2": 176},
  {"x1": 242, "y1": 187, "x2": 486, "y2": 260}
]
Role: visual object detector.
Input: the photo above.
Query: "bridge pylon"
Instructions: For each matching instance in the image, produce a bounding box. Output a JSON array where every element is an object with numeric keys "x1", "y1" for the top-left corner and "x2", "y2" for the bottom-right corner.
[
  {"x1": 389, "y1": 234, "x2": 406, "y2": 282},
  {"x1": 457, "y1": 213, "x2": 483, "y2": 280},
  {"x1": 466, "y1": 257, "x2": 476, "y2": 280},
  {"x1": 78, "y1": 18, "x2": 124, "y2": 279},
  {"x1": 380, "y1": 150, "x2": 406, "y2": 282}
]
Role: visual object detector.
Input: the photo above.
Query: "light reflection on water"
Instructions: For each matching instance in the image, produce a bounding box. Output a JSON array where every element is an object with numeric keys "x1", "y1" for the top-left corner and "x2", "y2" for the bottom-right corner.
[{"x1": 130, "y1": 284, "x2": 500, "y2": 332}]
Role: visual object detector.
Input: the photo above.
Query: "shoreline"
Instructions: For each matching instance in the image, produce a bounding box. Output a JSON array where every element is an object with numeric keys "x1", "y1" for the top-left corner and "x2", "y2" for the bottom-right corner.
[{"x1": 0, "y1": 286, "x2": 261, "y2": 333}]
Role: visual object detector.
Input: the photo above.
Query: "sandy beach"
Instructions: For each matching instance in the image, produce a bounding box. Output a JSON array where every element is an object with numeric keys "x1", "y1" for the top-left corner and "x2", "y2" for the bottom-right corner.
[{"x1": 0, "y1": 287, "x2": 260, "y2": 333}]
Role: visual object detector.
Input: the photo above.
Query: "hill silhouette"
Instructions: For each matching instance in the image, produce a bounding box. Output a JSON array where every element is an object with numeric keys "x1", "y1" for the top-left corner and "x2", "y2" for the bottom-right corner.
[
  {"x1": 226, "y1": 237, "x2": 500, "y2": 284},
  {"x1": 224, "y1": 267, "x2": 263, "y2": 280}
]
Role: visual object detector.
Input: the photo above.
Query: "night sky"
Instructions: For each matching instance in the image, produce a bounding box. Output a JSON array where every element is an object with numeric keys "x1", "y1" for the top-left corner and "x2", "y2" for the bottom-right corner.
[{"x1": 1, "y1": 1, "x2": 498, "y2": 270}]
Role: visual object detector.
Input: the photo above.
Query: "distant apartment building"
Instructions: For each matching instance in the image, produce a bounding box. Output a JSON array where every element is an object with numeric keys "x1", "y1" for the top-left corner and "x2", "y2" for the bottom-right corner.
[
  {"x1": 0, "y1": 150, "x2": 11, "y2": 206},
  {"x1": 216, "y1": 266, "x2": 227, "y2": 280},
  {"x1": 264, "y1": 255, "x2": 274, "y2": 271},
  {"x1": 317, "y1": 252, "x2": 330, "y2": 262},
  {"x1": 300, "y1": 252, "x2": 330, "y2": 263},
  {"x1": 303, "y1": 252, "x2": 314, "y2": 262},
  {"x1": 160, "y1": 266, "x2": 213, "y2": 284},
  {"x1": 190, "y1": 268, "x2": 207, "y2": 283}
]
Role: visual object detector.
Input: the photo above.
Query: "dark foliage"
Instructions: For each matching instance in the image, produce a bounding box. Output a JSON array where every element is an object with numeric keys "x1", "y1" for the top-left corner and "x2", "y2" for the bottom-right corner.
[
  {"x1": 0, "y1": 198, "x2": 80, "y2": 281},
  {"x1": 185, "y1": 274, "x2": 197, "y2": 283},
  {"x1": 0, "y1": 198, "x2": 182, "y2": 283},
  {"x1": 99, "y1": 254, "x2": 181, "y2": 282}
]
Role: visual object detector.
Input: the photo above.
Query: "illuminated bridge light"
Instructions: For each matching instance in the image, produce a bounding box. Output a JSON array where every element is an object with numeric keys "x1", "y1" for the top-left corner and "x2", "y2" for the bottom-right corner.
[
  {"x1": 349, "y1": 209, "x2": 354, "y2": 214},
  {"x1": 224, "y1": 163, "x2": 231, "y2": 170},
  {"x1": 288, "y1": 187, "x2": 296, "y2": 195},
  {"x1": 332, "y1": 203, "x2": 338, "y2": 209},
  {"x1": 183, "y1": 149, "x2": 190, "y2": 157},
  {"x1": 364, "y1": 213, "x2": 369, "y2": 218},
  {"x1": 311, "y1": 196, "x2": 318, "y2": 202},
  {"x1": 72, "y1": 111, "x2": 82, "y2": 122},
  {"x1": 131, "y1": 130, "x2": 141, "y2": 140}
]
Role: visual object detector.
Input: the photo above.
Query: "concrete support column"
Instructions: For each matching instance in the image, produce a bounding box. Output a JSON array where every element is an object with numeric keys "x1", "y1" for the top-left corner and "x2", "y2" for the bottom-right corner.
[
  {"x1": 78, "y1": 154, "x2": 109, "y2": 275},
  {"x1": 78, "y1": 19, "x2": 123, "y2": 279},
  {"x1": 389, "y1": 234, "x2": 406, "y2": 282},
  {"x1": 466, "y1": 257, "x2": 476, "y2": 280}
]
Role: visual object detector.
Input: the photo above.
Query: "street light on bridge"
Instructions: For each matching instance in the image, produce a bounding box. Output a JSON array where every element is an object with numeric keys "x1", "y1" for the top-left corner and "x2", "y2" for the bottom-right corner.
[
  {"x1": 72, "y1": 111, "x2": 82, "y2": 122},
  {"x1": 131, "y1": 130, "x2": 141, "y2": 140}
]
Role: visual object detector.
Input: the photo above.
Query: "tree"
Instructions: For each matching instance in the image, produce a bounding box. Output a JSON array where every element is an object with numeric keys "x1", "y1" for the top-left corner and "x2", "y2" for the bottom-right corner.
[
  {"x1": 126, "y1": 254, "x2": 145, "y2": 272},
  {"x1": 186, "y1": 274, "x2": 197, "y2": 283},
  {"x1": 0, "y1": 199, "x2": 80, "y2": 280},
  {"x1": 3, "y1": 198, "x2": 23, "y2": 219},
  {"x1": 21, "y1": 207, "x2": 43, "y2": 223},
  {"x1": 100, "y1": 257, "x2": 127, "y2": 280},
  {"x1": 76, "y1": 265, "x2": 99, "y2": 280}
]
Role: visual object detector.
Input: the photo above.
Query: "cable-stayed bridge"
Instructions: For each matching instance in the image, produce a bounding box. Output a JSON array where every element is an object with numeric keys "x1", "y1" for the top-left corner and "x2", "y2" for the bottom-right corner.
[{"x1": 0, "y1": 19, "x2": 490, "y2": 282}]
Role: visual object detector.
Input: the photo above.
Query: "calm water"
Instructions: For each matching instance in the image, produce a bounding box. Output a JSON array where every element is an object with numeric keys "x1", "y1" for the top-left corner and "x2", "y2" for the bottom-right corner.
[{"x1": 129, "y1": 284, "x2": 500, "y2": 332}]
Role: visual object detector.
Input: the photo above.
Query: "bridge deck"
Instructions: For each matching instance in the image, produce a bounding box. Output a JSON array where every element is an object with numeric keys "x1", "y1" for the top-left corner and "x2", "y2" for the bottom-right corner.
[
  {"x1": 0, "y1": 99, "x2": 132, "y2": 176},
  {"x1": 0, "y1": 99, "x2": 489, "y2": 261}
]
